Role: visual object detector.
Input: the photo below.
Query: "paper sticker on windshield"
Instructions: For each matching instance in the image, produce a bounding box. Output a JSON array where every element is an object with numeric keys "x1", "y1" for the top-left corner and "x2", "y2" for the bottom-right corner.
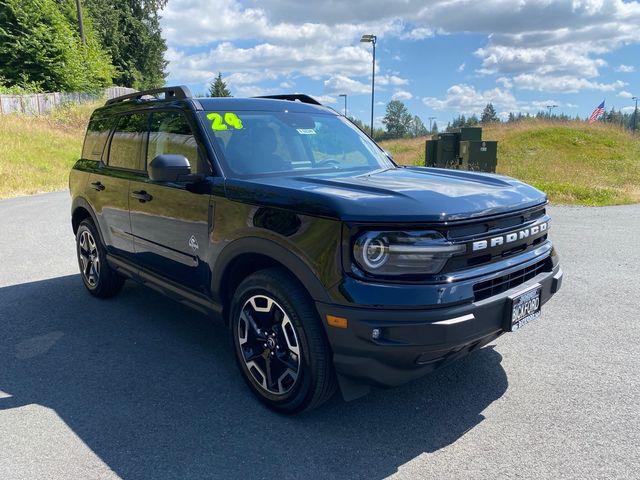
[
  {"x1": 207, "y1": 112, "x2": 243, "y2": 131},
  {"x1": 297, "y1": 128, "x2": 316, "y2": 135}
]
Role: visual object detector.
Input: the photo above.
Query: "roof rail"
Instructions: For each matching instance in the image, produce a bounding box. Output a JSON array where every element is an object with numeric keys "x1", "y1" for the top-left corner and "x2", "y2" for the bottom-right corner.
[
  {"x1": 254, "y1": 94, "x2": 323, "y2": 106},
  {"x1": 105, "y1": 85, "x2": 192, "y2": 106}
]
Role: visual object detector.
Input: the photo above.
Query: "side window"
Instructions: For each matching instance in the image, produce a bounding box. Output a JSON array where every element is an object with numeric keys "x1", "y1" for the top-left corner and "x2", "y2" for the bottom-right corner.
[
  {"x1": 108, "y1": 113, "x2": 148, "y2": 170},
  {"x1": 148, "y1": 111, "x2": 199, "y2": 173},
  {"x1": 82, "y1": 114, "x2": 113, "y2": 161}
]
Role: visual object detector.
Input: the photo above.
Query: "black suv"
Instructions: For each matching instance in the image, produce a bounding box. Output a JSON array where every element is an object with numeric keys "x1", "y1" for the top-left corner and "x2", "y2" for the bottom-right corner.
[{"x1": 70, "y1": 86, "x2": 562, "y2": 413}]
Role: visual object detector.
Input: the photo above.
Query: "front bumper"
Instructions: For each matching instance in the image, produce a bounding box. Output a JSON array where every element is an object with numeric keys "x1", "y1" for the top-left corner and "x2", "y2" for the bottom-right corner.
[{"x1": 316, "y1": 259, "x2": 563, "y2": 395}]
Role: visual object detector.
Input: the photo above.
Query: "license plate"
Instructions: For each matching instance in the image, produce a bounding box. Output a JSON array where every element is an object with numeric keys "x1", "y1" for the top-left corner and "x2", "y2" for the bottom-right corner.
[{"x1": 506, "y1": 284, "x2": 542, "y2": 331}]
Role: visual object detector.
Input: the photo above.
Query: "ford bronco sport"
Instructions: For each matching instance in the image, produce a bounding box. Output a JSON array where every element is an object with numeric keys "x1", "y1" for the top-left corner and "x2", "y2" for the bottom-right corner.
[{"x1": 69, "y1": 86, "x2": 563, "y2": 413}]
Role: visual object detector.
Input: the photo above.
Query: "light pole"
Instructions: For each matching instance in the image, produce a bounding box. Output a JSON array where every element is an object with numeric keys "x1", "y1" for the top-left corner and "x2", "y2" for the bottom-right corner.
[
  {"x1": 338, "y1": 94, "x2": 347, "y2": 116},
  {"x1": 75, "y1": 0, "x2": 85, "y2": 44},
  {"x1": 428, "y1": 116, "x2": 436, "y2": 134},
  {"x1": 546, "y1": 104, "x2": 558, "y2": 118},
  {"x1": 360, "y1": 34, "x2": 377, "y2": 136},
  {"x1": 633, "y1": 96, "x2": 639, "y2": 132}
]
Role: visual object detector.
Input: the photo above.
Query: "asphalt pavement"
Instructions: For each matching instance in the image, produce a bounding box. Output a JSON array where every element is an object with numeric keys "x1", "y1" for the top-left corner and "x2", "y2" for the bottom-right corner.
[{"x1": 0, "y1": 191, "x2": 639, "y2": 479}]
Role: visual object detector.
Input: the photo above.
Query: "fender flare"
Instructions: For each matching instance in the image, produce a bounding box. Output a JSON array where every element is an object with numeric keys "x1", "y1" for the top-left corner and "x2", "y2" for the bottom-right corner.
[
  {"x1": 71, "y1": 196, "x2": 104, "y2": 244},
  {"x1": 211, "y1": 236, "x2": 333, "y2": 304}
]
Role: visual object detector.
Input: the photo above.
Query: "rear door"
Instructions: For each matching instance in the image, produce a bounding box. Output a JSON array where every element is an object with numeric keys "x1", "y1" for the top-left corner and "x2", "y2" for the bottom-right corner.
[
  {"x1": 129, "y1": 110, "x2": 212, "y2": 292},
  {"x1": 86, "y1": 112, "x2": 148, "y2": 260}
]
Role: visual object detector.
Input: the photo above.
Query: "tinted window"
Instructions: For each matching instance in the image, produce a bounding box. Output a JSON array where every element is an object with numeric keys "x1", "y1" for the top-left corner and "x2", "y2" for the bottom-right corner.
[
  {"x1": 108, "y1": 113, "x2": 148, "y2": 170},
  {"x1": 201, "y1": 111, "x2": 392, "y2": 176},
  {"x1": 82, "y1": 114, "x2": 113, "y2": 161},
  {"x1": 148, "y1": 111, "x2": 199, "y2": 172}
]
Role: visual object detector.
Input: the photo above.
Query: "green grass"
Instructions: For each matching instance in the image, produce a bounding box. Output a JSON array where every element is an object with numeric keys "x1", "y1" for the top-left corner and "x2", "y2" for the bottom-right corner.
[
  {"x1": 381, "y1": 120, "x2": 640, "y2": 206},
  {"x1": 0, "y1": 102, "x2": 100, "y2": 199}
]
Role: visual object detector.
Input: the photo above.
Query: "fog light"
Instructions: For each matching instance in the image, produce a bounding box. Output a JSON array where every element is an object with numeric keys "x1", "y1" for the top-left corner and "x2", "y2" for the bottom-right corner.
[{"x1": 371, "y1": 328, "x2": 381, "y2": 340}]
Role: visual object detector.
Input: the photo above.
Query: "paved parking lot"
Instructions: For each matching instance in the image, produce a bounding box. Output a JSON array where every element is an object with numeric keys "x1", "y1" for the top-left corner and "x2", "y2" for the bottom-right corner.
[{"x1": 1, "y1": 191, "x2": 639, "y2": 479}]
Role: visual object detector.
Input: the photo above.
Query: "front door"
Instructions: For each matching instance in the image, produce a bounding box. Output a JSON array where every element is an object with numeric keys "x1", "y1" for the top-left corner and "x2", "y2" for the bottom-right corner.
[{"x1": 129, "y1": 110, "x2": 211, "y2": 293}]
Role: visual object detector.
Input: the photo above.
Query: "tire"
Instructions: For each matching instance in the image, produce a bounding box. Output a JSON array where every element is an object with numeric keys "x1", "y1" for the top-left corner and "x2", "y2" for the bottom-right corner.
[
  {"x1": 230, "y1": 268, "x2": 337, "y2": 414},
  {"x1": 76, "y1": 219, "x2": 125, "y2": 298}
]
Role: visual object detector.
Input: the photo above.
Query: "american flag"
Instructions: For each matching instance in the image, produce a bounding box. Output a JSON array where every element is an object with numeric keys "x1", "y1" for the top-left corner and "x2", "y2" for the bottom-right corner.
[{"x1": 588, "y1": 100, "x2": 605, "y2": 123}]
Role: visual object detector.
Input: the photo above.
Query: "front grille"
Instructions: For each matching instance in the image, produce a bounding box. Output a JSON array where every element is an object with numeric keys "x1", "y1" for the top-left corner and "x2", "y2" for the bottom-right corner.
[
  {"x1": 443, "y1": 203, "x2": 550, "y2": 273},
  {"x1": 473, "y1": 257, "x2": 551, "y2": 301}
]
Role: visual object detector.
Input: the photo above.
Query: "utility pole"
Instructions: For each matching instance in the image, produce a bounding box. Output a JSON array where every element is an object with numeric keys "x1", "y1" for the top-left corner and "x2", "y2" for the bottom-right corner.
[
  {"x1": 75, "y1": 0, "x2": 86, "y2": 44},
  {"x1": 546, "y1": 104, "x2": 557, "y2": 118},
  {"x1": 633, "y1": 97, "x2": 639, "y2": 132},
  {"x1": 360, "y1": 34, "x2": 377, "y2": 136},
  {"x1": 428, "y1": 116, "x2": 436, "y2": 134}
]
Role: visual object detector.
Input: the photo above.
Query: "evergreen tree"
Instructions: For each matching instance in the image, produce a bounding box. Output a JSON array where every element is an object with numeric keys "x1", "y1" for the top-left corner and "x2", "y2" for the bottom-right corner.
[
  {"x1": 431, "y1": 121, "x2": 438, "y2": 134},
  {"x1": 410, "y1": 115, "x2": 428, "y2": 137},
  {"x1": 0, "y1": 0, "x2": 114, "y2": 92},
  {"x1": 208, "y1": 73, "x2": 232, "y2": 97},
  {"x1": 481, "y1": 103, "x2": 499, "y2": 123},
  {"x1": 468, "y1": 114, "x2": 480, "y2": 125},
  {"x1": 382, "y1": 100, "x2": 413, "y2": 138},
  {"x1": 83, "y1": 0, "x2": 167, "y2": 89}
]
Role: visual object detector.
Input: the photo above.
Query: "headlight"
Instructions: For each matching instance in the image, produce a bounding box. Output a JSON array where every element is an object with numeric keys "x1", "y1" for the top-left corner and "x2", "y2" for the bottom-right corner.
[{"x1": 353, "y1": 230, "x2": 466, "y2": 276}]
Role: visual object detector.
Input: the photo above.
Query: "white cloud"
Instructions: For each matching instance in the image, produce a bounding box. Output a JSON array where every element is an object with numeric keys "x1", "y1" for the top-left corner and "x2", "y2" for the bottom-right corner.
[
  {"x1": 323, "y1": 75, "x2": 371, "y2": 95},
  {"x1": 496, "y1": 77, "x2": 513, "y2": 88},
  {"x1": 399, "y1": 27, "x2": 434, "y2": 40},
  {"x1": 422, "y1": 83, "x2": 583, "y2": 114},
  {"x1": 615, "y1": 64, "x2": 635, "y2": 73},
  {"x1": 512, "y1": 74, "x2": 626, "y2": 93},
  {"x1": 391, "y1": 90, "x2": 413, "y2": 100},
  {"x1": 376, "y1": 75, "x2": 409, "y2": 86},
  {"x1": 621, "y1": 106, "x2": 636, "y2": 113},
  {"x1": 617, "y1": 90, "x2": 634, "y2": 98},
  {"x1": 423, "y1": 84, "x2": 518, "y2": 114},
  {"x1": 313, "y1": 95, "x2": 337, "y2": 105},
  {"x1": 457, "y1": 62, "x2": 466, "y2": 72}
]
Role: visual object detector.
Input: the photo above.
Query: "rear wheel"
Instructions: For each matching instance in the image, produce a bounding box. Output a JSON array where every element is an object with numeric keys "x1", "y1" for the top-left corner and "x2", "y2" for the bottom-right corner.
[
  {"x1": 230, "y1": 268, "x2": 336, "y2": 413},
  {"x1": 76, "y1": 219, "x2": 124, "y2": 298}
]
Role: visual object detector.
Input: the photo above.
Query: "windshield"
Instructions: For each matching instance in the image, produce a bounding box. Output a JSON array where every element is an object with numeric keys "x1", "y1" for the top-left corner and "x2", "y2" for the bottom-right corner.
[{"x1": 199, "y1": 110, "x2": 394, "y2": 176}]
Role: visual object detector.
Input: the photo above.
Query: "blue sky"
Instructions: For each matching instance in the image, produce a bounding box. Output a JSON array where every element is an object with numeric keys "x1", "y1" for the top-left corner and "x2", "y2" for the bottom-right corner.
[{"x1": 159, "y1": 0, "x2": 639, "y2": 127}]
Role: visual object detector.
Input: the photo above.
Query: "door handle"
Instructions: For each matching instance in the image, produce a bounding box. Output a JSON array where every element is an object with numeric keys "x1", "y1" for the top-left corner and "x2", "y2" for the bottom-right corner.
[
  {"x1": 90, "y1": 181, "x2": 105, "y2": 191},
  {"x1": 131, "y1": 190, "x2": 153, "y2": 202}
]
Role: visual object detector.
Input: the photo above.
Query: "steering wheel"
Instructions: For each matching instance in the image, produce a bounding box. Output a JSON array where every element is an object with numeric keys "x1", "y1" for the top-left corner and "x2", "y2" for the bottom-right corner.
[{"x1": 315, "y1": 159, "x2": 341, "y2": 169}]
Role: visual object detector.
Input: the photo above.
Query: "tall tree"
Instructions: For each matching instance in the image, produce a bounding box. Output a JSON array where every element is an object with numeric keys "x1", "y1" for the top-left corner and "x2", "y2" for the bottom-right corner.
[
  {"x1": 481, "y1": 103, "x2": 499, "y2": 123},
  {"x1": 431, "y1": 121, "x2": 438, "y2": 134},
  {"x1": 83, "y1": 0, "x2": 167, "y2": 89},
  {"x1": 382, "y1": 100, "x2": 413, "y2": 138},
  {"x1": 0, "y1": 0, "x2": 114, "y2": 92},
  {"x1": 410, "y1": 115, "x2": 428, "y2": 137},
  {"x1": 208, "y1": 73, "x2": 232, "y2": 97}
]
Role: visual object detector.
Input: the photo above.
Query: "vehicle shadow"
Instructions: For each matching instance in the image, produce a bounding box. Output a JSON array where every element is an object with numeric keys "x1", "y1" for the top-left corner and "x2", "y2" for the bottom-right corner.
[{"x1": 0, "y1": 275, "x2": 509, "y2": 479}]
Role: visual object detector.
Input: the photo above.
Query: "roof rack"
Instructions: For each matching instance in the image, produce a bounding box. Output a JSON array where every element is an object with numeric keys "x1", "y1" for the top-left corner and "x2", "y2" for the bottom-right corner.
[
  {"x1": 105, "y1": 85, "x2": 192, "y2": 106},
  {"x1": 253, "y1": 94, "x2": 323, "y2": 106}
]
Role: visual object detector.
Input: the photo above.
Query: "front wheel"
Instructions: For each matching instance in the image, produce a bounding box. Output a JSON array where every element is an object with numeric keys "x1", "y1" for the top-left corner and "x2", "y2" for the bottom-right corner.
[{"x1": 230, "y1": 268, "x2": 336, "y2": 413}]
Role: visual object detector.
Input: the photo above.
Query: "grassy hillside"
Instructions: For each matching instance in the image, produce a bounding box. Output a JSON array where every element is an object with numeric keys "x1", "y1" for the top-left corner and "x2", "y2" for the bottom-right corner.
[
  {"x1": 1, "y1": 109, "x2": 638, "y2": 206},
  {"x1": 381, "y1": 121, "x2": 640, "y2": 206},
  {"x1": 0, "y1": 102, "x2": 99, "y2": 199}
]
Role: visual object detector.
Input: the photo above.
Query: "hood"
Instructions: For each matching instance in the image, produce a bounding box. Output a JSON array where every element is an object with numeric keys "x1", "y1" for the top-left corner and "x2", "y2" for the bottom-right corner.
[{"x1": 224, "y1": 166, "x2": 547, "y2": 223}]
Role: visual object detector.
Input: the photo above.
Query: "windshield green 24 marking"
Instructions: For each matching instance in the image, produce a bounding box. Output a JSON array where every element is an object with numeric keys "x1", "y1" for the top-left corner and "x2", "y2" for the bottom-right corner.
[{"x1": 207, "y1": 112, "x2": 244, "y2": 130}]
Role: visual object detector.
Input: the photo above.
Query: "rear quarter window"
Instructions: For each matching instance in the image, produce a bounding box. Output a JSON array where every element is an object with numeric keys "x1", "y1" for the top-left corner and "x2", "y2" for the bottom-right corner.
[{"x1": 82, "y1": 114, "x2": 113, "y2": 161}]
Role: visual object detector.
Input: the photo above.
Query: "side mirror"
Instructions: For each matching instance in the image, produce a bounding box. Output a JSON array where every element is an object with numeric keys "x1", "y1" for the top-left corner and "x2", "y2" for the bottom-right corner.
[{"x1": 148, "y1": 154, "x2": 191, "y2": 182}]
